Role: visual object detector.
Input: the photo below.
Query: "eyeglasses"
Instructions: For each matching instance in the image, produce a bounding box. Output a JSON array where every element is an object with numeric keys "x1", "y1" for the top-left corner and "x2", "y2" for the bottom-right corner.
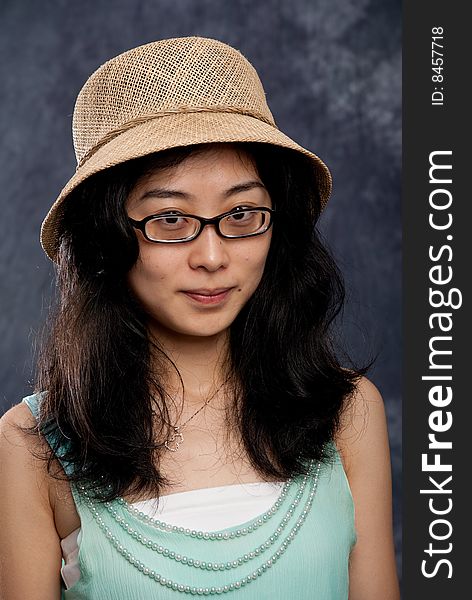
[{"x1": 129, "y1": 206, "x2": 275, "y2": 243}]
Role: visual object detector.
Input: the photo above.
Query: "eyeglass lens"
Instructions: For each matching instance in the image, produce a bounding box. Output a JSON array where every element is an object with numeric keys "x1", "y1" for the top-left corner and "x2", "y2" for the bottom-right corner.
[{"x1": 145, "y1": 209, "x2": 269, "y2": 241}]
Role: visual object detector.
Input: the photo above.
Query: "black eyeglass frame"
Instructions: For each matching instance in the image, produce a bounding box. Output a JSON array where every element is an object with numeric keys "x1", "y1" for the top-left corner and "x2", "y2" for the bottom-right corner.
[{"x1": 128, "y1": 206, "x2": 275, "y2": 243}]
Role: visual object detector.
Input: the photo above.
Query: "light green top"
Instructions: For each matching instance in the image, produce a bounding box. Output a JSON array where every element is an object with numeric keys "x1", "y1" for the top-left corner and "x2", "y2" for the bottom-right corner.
[{"x1": 23, "y1": 392, "x2": 356, "y2": 599}]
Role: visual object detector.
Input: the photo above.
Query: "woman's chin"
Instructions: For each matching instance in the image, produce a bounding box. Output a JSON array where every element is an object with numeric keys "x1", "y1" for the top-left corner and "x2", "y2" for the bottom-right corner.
[{"x1": 148, "y1": 320, "x2": 230, "y2": 343}]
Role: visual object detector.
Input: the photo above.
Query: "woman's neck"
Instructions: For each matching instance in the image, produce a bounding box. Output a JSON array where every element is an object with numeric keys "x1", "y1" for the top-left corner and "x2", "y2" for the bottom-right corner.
[{"x1": 150, "y1": 326, "x2": 232, "y2": 408}]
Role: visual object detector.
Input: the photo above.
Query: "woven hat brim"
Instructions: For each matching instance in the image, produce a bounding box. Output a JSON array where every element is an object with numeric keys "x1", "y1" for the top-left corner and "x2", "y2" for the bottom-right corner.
[{"x1": 41, "y1": 111, "x2": 333, "y2": 261}]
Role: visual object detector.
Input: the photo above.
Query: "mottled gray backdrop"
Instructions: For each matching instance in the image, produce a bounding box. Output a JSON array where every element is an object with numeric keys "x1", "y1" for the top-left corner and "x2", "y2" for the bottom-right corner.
[{"x1": 0, "y1": 0, "x2": 401, "y2": 572}]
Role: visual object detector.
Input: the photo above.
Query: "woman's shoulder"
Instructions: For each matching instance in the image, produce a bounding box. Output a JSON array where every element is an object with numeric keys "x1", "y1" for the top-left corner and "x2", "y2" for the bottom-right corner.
[
  {"x1": 335, "y1": 374, "x2": 389, "y2": 478},
  {"x1": 335, "y1": 379, "x2": 400, "y2": 598},
  {"x1": 1, "y1": 394, "x2": 74, "y2": 492},
  {"x1": 0, "y1": 395, "x2": 67, "y2": 516},
  {"x1": 0, "y1": 392, "x2": 45, "y2": 436},
  {"x1": 0, "y1": 400, "x2": 52, "y2": 499},
  {"x1": 1, "y1": 399, "x2": 82, "y2": 539},
  {"x1": 0, "y1": 400, "x2": 56, "y2": 531},
  {"x1": 0, "y1": 400, "x2": 42, "y2": 448},
  {"x1": 0, "y1": 394, "x2": 47, "y2": 450},
  {"x1": 0, "y1": 402, "x2": 67, "y2": 597}
]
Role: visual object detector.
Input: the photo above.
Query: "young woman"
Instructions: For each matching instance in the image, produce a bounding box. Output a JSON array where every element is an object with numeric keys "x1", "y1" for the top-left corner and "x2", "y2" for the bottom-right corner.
[{"x1": 0, "y1": 37, "x2": 399, "y2": 599}]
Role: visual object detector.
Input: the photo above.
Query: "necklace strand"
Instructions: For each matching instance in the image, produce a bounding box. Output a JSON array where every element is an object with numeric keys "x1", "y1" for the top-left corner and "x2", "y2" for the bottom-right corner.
[
  {"x1": 116, "y1": 478, "x2": 292, "y2": 540},
  {"x1": 164, "y1": 381, "x2": 227, "y2": 452},
  {"x1": 80, "y1": 461, "x2": 321, "y2": 595},
  {"x1": 104, "y1": 476, "x2": 307, "y2": 570}
]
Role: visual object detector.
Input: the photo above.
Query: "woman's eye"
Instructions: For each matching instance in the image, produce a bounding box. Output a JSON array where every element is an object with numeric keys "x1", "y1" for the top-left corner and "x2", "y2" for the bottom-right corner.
[
  {"x1": 228, "y1": 208, "x2": 255, "y2": 222},
  {"x1": 159, "y1": 215, "x2": 188, "y2": 227},
  {"x1": 146, "y1": 213, "x2": 191, "y2": 234}
]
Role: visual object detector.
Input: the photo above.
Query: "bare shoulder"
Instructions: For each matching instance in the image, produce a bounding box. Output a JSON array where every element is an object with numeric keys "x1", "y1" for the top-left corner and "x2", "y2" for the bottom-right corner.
[
  {"x1": 334, "y1": 375, "x2": 400, "y2": 599},
  {"x1": 0, "y1": 401, "x2": 52, "y2": 508},
  {"x1": 1, "y1": 400, "x2": 36, "y2": 428},
  {"x1": 0, "y1": 402, "x2": 76, "y2": 515},
  {"x1": 0, "y1": 403, "x2": 64, "y2": 598},
  {"x1": 1, "y1": 401, "x2": 42, "y2": 447},
  {"x1": 1, "y1": 401, "x2": 42, "y2": 454},
  {"x1": 335, "y1": 374, "x2": 389, "y2": 478}
]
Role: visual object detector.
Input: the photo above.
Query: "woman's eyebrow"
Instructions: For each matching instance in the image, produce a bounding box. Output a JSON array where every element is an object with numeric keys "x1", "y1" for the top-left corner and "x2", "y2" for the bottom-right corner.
[
  {"x1": 223, "y1": 181, "x2": 267, "y2": 197},
  {"x1": 138, "y1": 180, "x2": 266, "y2": 202}
]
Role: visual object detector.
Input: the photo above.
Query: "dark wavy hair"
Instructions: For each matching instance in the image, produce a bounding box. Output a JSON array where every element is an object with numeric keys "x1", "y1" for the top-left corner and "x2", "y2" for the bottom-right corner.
[{"x1": 27, "y1": 142, "x2": 371, "y2": 502}]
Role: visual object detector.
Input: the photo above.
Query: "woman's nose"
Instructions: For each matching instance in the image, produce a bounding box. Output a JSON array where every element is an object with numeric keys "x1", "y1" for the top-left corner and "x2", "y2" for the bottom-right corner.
[{"x1": 187, "y1": 224, "x2": 230, "y2": 271}]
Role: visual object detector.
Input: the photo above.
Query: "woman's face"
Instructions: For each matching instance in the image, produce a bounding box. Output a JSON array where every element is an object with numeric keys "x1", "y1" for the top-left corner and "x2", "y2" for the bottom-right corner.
[{"x1": 125, "y1": 145, "x2": 273, "y2": 344}]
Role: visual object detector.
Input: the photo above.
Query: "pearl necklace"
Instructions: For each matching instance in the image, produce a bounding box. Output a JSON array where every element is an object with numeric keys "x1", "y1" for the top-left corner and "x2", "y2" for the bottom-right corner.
[
  {"x1": 115, "y1": 477, "x2": 292, "y2": 540},
  {"x1": 104, "y1": 476, "x2": 307, "y2": 571},
  {"x1": 79, "y1": 460, "x2": 321, "y2": 595}
]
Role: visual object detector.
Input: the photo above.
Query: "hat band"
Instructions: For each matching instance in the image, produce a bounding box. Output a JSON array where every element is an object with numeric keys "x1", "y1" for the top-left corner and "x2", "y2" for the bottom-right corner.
[{"x1": 76, "y1": 105, "x2": 277, "y2": 169}]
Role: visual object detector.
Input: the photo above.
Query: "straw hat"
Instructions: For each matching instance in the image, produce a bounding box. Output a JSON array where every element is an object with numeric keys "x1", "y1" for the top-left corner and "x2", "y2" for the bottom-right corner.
[{"x1": 41, "y1": 36, "x2": 332, "y2": 261}]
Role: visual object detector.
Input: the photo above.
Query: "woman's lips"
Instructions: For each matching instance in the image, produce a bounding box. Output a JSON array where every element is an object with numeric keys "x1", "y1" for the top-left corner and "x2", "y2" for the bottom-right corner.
[{"x1": 182, "y1": 288, "x2": 233, "y2": 305}]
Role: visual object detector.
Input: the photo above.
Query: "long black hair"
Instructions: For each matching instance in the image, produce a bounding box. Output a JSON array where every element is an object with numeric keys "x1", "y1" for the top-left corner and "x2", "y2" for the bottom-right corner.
[{"x1": 27, "y1": 142, "x2": 371, "y2": 501}]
